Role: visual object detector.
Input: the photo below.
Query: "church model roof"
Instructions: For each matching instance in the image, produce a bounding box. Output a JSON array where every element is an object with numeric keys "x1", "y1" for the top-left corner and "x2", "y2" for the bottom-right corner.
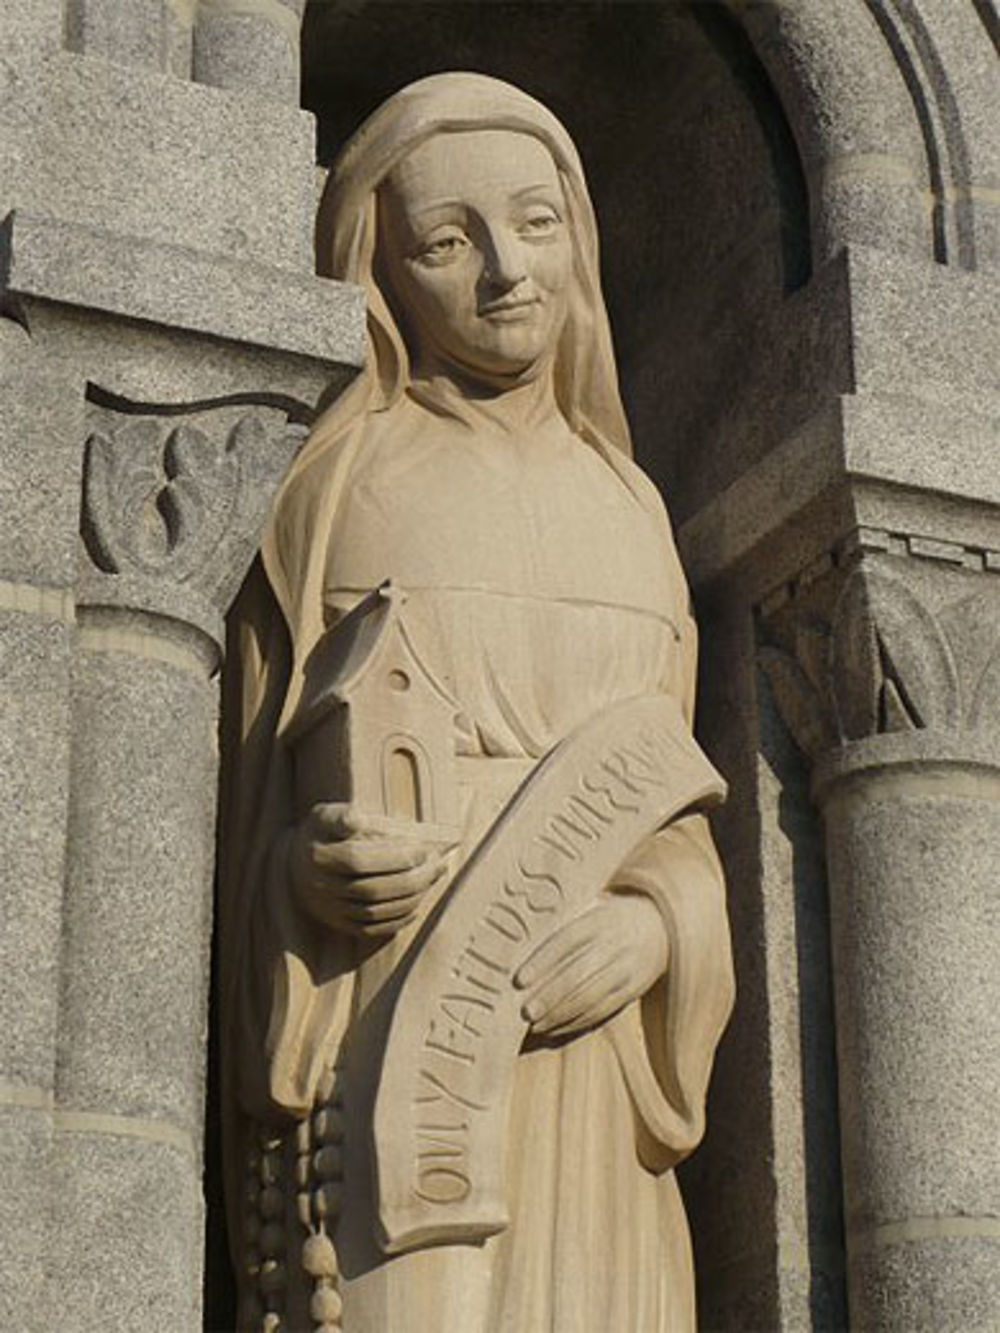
[{"x1": 288, "y1": 579, "x2": 460, "y2": 742}]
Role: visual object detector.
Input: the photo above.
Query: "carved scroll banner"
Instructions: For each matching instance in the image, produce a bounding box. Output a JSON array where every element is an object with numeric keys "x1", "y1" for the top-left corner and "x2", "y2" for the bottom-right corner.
[{"x1": 373, "y1": 693, "x2": 726, "y2": 1254}]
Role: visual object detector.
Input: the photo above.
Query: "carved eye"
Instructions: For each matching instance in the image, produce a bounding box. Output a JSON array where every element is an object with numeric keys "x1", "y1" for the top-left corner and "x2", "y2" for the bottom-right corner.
[
  {"x1": 416, "y1": 232, "x2": 470, "y2": 265},
  {"x1": 387, "y1": 669, "x2": 411, "y2": 693},
  {"x1": 519, "y1": 210, "x2": 560, "y2": 238}
]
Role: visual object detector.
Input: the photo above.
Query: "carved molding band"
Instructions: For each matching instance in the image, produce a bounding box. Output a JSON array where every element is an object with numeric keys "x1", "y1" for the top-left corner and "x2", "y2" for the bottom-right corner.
[{"x1": 758, "y1": 525, "x2": 1000, "y2": 622}]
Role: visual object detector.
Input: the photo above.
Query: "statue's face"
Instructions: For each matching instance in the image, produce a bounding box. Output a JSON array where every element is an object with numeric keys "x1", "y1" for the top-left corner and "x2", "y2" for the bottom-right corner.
[{"x1": 380, "y1": 129, "x2": 572, "y2": 379}]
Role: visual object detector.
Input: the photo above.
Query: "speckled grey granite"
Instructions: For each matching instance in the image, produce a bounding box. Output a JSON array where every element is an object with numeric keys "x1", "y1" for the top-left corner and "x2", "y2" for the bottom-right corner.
[
  {"x1": 738, "y1": 1, "x2": 930, "y2": 265},
  {"x1": 843, "y1": 392, "x2": 1000, "y2": 511},
  {"x1": 907, "y1": 1, "x2": 1000, "y2": 270},
  {"x1": 819, "y1": 735, "x2": 1000, "y2": 1327},
  {"x1": 675, "y1": 247, "x2": 1000, "y2": 606},
  {"x1": 639, "y1": 248, "x2": 854, "y2": 530},
  {"x1": 848, "y1": 1233, "x2": 1000, "y2": 1333},
  {"x1": 849, "y1": 248, "x2": 1000, "y2": 406},
  {"x1": 0, "y1": 320, "x2": 80, "y2": 1099},
  {"x1": 0, "y1": 53, "x2": 316, "y2": 270},
  {"x1": 49, "y1": 1128, "x2": 202, "y2": 1333},
  {"x1": 824, "y1": 777, "x2": 1000, "y2": 1223},
  {"x1": 678, "y1": 386, "x2": 1000, "y2": 598},
  {"x1": 194, "y1": 10, "x2": 299, "y2": 104},
  {"x1": 677, "y1": 398, "x2": 847, "y2": 594},
  {"x1": 30, "y1": 302, "x2": 356, "y2": 417},
  {"x1": 696, "y1": 1252, "x2": 846, "y2": 1333},
  {"x1": 65, "y1": 0, "x2": 170, "y2": 70},
  {"x1": 0, "y1": 1108, "x2": 52, "y2": 1333},
  {"x1": 0, "y1": 611, "x2": 72, "y2": 1093},
  {"x1": 58, "y1": 640, "x2": 217, "y2": 1135},
  {"x1": 4, "y1": 211, "x2": 365, "y2": 371},
  {"x1": 0, "y1": 319, "x2": 83, "y2": 589},
  {"x1": 74, "y1": 401, "x2": 307, "y2": 618},
  {"x1": 4, "y1": 0, "x2": 63, "y2": 58}
]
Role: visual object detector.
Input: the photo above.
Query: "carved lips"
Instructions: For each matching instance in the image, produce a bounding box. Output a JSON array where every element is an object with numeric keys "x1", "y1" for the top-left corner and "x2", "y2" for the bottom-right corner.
[{"x1": 479, "y1": 295, "x2": 543, "y2": 322}]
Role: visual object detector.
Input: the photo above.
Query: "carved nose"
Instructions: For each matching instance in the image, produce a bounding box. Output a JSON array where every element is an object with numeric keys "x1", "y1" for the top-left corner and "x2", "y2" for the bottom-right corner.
[{"x1": 482, "y1": 227, "x2": 527, "y2": 289}]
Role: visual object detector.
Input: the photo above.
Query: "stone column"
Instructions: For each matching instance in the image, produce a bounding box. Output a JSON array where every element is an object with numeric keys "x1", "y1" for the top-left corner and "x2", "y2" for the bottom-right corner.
[
  {"x1": 51, "y1": 403, "x2": 303, "y2": 1327},
  {"x1": 194, "y1": 0, "x2": 307, "y2": 103},
  {"x1": 762, "y1": 557, "x2": 1000, "y2": 1331},
  {"x1": 0, "y1": 5, "x2": 365, "y2": 1320},
  {"x1": 2, "y1": 215, "x2": 361, "y2": 1324},
  {"x1": 0, "y1": 318, "x2": 83, "y2": 1333},
  {"x1": 818, "y1": 736, "x2": 1000, "y2": 1328},
  {"x1": 65, "y1": 0, "x2": 173, "y2": 71}
]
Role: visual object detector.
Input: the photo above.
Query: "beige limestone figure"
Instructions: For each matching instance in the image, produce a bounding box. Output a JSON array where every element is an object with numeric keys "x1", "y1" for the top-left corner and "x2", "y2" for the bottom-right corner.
[{"x1": 221, "y1": 73, "x2": 734, "y2": 1333}]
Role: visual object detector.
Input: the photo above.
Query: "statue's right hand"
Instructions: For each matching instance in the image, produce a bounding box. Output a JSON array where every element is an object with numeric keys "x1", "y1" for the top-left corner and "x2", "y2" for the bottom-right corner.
[{"x1": 287, "y1": 803, "x2": 448, "y2": 940}]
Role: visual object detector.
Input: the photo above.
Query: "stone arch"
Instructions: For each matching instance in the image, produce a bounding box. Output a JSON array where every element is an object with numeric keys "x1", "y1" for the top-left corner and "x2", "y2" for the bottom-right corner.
[
  {"x1": 381, "y1": 735, "x2": 431, "y2": 822},
  {"x1": 733, "y1": 0, "x2": 1000, "y2": 271}
]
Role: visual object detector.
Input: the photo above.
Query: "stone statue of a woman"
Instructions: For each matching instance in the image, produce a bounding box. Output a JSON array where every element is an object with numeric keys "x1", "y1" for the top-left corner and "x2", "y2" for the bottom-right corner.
[{"x1": 220, "y1": 72, "x2": 734, "y2": 1333}]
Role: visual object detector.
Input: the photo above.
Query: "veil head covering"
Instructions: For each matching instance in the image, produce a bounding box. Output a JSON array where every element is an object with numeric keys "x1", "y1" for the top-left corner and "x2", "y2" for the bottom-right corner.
[
  {"x1": 314, "y1": 71, "x2": 631, "y2": 455},
  {"x1": 263, "y1": 72, "x2": 636, "y2": 723}
]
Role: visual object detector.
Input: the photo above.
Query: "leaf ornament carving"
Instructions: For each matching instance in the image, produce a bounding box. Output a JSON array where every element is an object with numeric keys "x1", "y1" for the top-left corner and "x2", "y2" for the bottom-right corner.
[
  {"x1": 830, "y1": 570, "x2": 960, "y2": 740},
  {"x1": 83, "y1": 415, "x2": 245, "y2": 582},
  {"x1": 84, "y1": 420, "x2": 164, "y2": 575},
  {"x1": 761, "y1": 568, "x2": 967, "y2": 762},
  {"x1": 970, "y1": 650, "x2": 1000, "y2": 732},
  {"x1": 829, "y1": 574, "x2": 882, "y2": 740},
  {"x1": 759, "y1": 644, "x2": 835, "y2": 761},
  {"x1": 938, "y1": 590, "x2": 1000, "y2": 735}
]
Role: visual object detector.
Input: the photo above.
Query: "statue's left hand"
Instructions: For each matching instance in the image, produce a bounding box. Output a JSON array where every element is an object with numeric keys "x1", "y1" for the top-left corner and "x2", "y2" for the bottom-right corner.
[{"x1": 514, "y1": 894, "x2": 668, "y2": 1038}]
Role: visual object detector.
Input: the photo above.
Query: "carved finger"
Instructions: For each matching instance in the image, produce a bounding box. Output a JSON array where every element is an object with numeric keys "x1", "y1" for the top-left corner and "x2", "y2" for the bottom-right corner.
[
  {"x1": 295, "y1": 883, "x2": 354, "y2": 932},
  {"x1": 340, "y1": 855, "x2": 444, "y2": 903},
  {"x1": 520, "y1": 944, "x2": 622, "y2": 1025},
  {"x1": 341, "y1": 895, "x2": 423, "y2": 925},
  {"x1": 353, "y1": 912, "x2": 418, "y2": 940},
  {"x1": 537, "y1": 981, "x2": 633, "y2": 1038},
  {"x1": 517, "y1": 936, "x2": 600, "y2": 1011},
  {"x1": 314, "y1": 838, "x2": 428, "y2": 876},
  {"x1": 526, "y1": 959, "x2": 632, "y2": 1036},
  {"x1": 514, "y1": 905, "x2": 607, "y2": 990}
]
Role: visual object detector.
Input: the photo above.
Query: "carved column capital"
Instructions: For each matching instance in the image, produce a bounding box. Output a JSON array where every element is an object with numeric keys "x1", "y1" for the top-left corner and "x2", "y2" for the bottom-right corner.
[
  {"x1": 79, "y1": 400, "x2": 305, "y2": 667},
  {"x1": 760, "y1": 547, "x2": 1000, "y2": 767}
]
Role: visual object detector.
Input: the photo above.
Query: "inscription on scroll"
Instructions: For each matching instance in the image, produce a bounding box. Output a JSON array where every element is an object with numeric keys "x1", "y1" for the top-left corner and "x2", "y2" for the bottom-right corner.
[{"x1": 373, "y1": 693, "x2": 726, "y2": 1253}]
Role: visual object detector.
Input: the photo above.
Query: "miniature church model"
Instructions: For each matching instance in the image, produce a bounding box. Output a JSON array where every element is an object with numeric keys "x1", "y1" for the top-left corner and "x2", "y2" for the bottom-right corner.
[{"x1": 288, "y1": 581, "x2": 461, "y2": 840}]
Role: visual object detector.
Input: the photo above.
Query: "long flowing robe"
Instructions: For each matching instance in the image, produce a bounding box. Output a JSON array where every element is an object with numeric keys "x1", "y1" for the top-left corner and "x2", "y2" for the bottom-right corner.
[{"x1": 220, "y1": 369, "x2": 734, "y2": 1331}]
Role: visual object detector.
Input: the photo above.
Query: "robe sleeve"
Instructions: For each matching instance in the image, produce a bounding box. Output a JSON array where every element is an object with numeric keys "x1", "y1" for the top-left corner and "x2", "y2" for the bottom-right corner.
[
  {"x1": 604, "y1": 576, "x2": 734, "y2": 1171},
  {"x1": 606, "y1": 813, "x2": 734, "y2": 1172},
  {"x1": 218, "y1": 559, "x2": 354, "y2": 1125}
]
